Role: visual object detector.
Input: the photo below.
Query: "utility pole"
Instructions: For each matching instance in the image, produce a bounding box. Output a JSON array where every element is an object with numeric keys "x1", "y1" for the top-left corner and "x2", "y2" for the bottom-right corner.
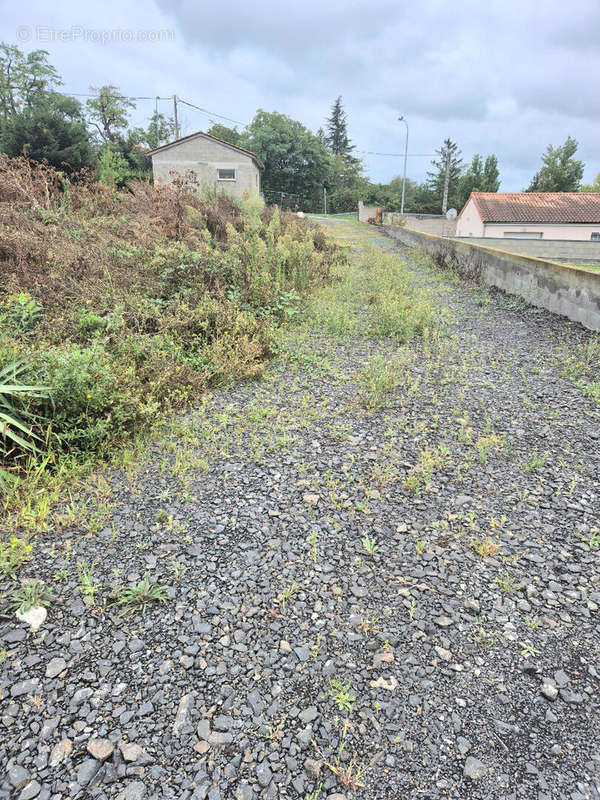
[
  {"x1": 173, "y1": 94, "x2": 180, "y2": 140},
  {"x1": 398, "y1": 116, "x2": 409, "y2": 214},
  {"x1": 323, "y1": 186, "x2": 327, "y2": 215},
  {"x1": 155, "y1": 96, "x2": 160, "y2": 145},
  {"x1": 442, "y1": 150, "x2": 451, "y2": 215}
]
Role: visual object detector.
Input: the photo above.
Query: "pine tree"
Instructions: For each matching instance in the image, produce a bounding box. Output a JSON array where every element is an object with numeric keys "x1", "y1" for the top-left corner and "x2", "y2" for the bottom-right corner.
[
  {"x1": 324, "y1": 96, "x2": 354, "y2": 157},
  {"x1": 427, "y1": 138, "x2": 463, "y2": 212}
]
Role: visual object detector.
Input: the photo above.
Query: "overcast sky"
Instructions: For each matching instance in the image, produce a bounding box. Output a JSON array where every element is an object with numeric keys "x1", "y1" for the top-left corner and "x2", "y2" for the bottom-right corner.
[{"x1": 2, "y1": 0, "x2": 599, "y2": 191}]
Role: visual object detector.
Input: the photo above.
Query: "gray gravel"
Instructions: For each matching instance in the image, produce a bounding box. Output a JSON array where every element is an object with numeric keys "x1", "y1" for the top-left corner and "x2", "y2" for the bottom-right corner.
[{"x1": 1, "y1": 221, "x2": 599, "y2": 799}]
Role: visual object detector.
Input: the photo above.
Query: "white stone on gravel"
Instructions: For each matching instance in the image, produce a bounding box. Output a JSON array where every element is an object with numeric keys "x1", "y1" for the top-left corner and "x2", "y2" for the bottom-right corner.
[{"x1": 15, "y1": 605, "x2": 47, "y2": 632}]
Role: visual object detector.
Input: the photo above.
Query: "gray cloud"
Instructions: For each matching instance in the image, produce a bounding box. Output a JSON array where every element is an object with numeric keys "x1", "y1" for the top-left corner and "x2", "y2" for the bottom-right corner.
[{"x1": 2, "y1": 0, "x2": 599, "y2": 189}]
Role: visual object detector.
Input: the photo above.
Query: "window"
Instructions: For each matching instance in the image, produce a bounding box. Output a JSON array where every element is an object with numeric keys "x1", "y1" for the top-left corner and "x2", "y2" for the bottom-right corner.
[
  {"x1": 503, "y1": 231, "x2": 543, "y2": 239},
  {"x1": 591, "y1": 232, "x2": 600, "y2": 241},
  {"x1": 217, "y1": 168, "x2": 236, "y2": 181}
]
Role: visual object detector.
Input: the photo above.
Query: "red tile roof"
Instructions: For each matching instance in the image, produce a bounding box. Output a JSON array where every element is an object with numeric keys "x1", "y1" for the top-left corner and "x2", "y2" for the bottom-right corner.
[{"x1": 466, "y1": 192, "x2": 600, "y2": 224}]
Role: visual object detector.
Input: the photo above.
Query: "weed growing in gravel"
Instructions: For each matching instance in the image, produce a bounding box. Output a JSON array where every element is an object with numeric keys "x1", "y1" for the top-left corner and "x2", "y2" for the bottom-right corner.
[
  {"x1": 111, "y1": 575, "x2": 169, "y2": 616},
  {"x1": 278, "y1": 579, "x2": 298, "y2": 609},
  {"x1": 573, "y1": 528, "x2": 600, "y2": 550},
  {"x1": 470, "y1": 536, "x2": 500, "y2": 558},
  {"x1": 475, "y1": 434, "x2": 504, "y2": 464},
  {"x1": 169, "y1": 561, "x2": 189, "y2": 581},
  {"x1": 402, "y1": 445, "x2": 449, "y2": 493},
  {"x1": 77, "y1": 561, "x2": 100, "y2": 604},
  {"x1": 53, "y1": 566, "x2": 69, "y2": 583},
  {"x1": 358, "y1": 616, "x2": 381, "y2": 634},
  {"x1": 524, "y1": 616, "x2": 540, "y2": 629},
  {"x1": 317, "y1": 719, "x2": 369, "y2": 790},
  {"x1": 0, "y1": 537, "x2": 33, "y2": 578},
  {"x1": 361, "y1": 535, "x2": 379, "y2": 556},
  {"x1": 8, "y1": 578, "x2": 52, "y2": 612},
  {"x1": 415, "y1": 539, "x2": 427, "y2": 555},
  {"x1": 301, "y1": 786, "x2": 322, "y2": 800},
  {"x1": 494, "y1": 571, "x2": 517, "y2": 594},
  {"x1": 522, "y1": 449, "x2": 548, "y2": 473},
  {"x1": 326, "y1": 677, "x2": 356, "y2": 714},
  {"x1": 311, "y1": 633, "x2": 322, "y2": 661},
  {"x1": 307, "y1": 530, "x2": 319, "y2": 562},
  {"x1": 358, "y1": 354, "x2": 400, "y2": 410},
  {"x1": 519, "y1": 642, "x2": 540, "y2": 658},
  {"x1": 408, "y1": 598, "x2": 417, "y2": 620},
  {"x1": 472, "y1": 618, "x2": 500, "y2": 647}
]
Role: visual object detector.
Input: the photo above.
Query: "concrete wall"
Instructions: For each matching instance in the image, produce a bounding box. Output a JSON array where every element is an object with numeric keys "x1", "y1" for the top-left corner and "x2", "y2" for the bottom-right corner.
[
  {"x1": 484, "y1": 222, "x2": 600, "y2": 241},
  {"x1": 455, "y1": 197, "x2": 484, "y2": 237},
  {"x1": 358, "y1": 201, "x2": 379, "y2": 223},
  {"x1": 385, "y1": 225, "x2": 600, "y2": 332},
  {"x1": 151, "y1": 135, "x2": 260, "y2": 199},
  {"x1": 384, "y1": 212, "x2": 457, "y2": 237},
  {"x1": 454, "y1": 237, "x2": 600, "y2": 264}
]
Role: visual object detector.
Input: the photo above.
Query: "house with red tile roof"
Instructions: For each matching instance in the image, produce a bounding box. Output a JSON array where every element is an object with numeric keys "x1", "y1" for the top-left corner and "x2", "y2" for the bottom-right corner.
[{"x1": 456, "y1": 192, "x2": 600, "y2": 241}]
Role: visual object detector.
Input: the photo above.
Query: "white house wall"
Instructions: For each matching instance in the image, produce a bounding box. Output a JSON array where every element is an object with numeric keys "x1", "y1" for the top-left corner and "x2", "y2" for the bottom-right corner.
[
  {"x1": 456, "y1": 198, "x2": 484, "y2": 237},
  {"x1": 484, "y1": 223, "x2": 600, "y2": 241}
]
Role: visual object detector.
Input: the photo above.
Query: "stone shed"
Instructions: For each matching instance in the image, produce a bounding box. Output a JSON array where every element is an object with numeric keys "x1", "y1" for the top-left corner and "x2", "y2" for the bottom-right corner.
[{"x1": 147, "y1": 131, "x2": 263, "y2": 199}]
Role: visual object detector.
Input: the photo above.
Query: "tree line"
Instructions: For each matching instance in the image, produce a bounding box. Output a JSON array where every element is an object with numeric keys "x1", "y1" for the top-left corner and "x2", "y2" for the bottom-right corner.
[{"x1": 1, "y1": 43, "x2": 597, "y2": 212}]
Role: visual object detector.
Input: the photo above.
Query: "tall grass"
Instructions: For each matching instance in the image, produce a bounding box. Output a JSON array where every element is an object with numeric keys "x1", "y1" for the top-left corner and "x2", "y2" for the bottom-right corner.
[{"x1": 0, "y1": 156, "x2": 343, "y2": 525}]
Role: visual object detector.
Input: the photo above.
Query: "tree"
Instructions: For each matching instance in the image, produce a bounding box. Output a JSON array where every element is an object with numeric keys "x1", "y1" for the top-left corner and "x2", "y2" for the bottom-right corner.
[
  {"x1": 130, "y1": 112, "x2": 176, "y2": 150},
  {"x1": 0, "y1": 92, "x2": 95, "y2": 172},
  {"x1": 242, "y1": 110, "x2": 331, "y2": 210},
  {"x1": 427, "y1": 139, "x2": 463, "y2": 212},
  {"x1": 526, "y1": 136, "x2": 584, "y2": 192},
  {"x1": 581, "y1": 173, "x2": 600, "y2": 193},
  {"x1": 206, "y1": 123, "x2": 242, "y2": 146},
  {"x1": 483, "y1": 155, "x2": 500, "y2": 193},
  {"x1": 0, "y1": 43, "x2": 61, "y2": 121},
  {"x1": 86, "y1": 85, "x2": 135, "y2": 144},
  {"x1": 324, "y1": 96, "x2": 355, "y2": 158},
  {"x1": 457, "y1": 153, "x2": 500, "y2": 207}
]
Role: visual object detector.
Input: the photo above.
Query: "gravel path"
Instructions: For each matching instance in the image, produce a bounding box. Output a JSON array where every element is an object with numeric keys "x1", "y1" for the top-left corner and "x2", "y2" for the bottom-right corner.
[{"x1": 2, "y1": 221, "x2": 599, "y2": 800}]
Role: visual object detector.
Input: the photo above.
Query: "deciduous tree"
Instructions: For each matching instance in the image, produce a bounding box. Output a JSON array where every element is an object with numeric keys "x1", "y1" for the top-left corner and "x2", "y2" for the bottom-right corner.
[{"x1": 526, "y1": 136, "x2": 584, "y2": 192}]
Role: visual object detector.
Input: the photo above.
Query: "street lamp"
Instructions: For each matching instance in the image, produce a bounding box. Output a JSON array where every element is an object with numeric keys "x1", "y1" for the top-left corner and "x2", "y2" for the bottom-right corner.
[{"x1": 398, "y1": 115, "x2": 409, "y2": 214}]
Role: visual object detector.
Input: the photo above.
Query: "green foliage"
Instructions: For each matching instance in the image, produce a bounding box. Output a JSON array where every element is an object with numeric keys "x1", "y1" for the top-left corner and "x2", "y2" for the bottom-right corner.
[
  {"x1": 96, "y1": 143, "x2": 133, "y2": 188},
  {"x1": 37, "y1": 344, "x2": 155, "y2": 455},
  {"x1": 0, "y1": 44, "x2": 61, "y2": 120},
  {"x1": 242, "y1": 110, "x2": 331, "y2": 210},
  {"x1": 0, "y1": 159, "x2": 342, "y2": 518},
  {"x1": 4, "y1": 293, "x2": 43, "y2": 331},
  {"x1": 457, "y1": 153, "x2": 500, "y2": 207},
  {"x1": 526, "y1": 136, "x2": 584, "y2": 192},
  {"x1": 7, "y1": 578, "x2": 52, "y2": 612},
  {"x1": 0, "y1": 537, "x2": 33, "y2": 578},
  {"x1": 207, "y1": 123, "x2": 242, "y2": 146},
  {"x1": 581, "y1": 173, "x2": 600, "y2": 193},
  {"x1": 0, "y1": 359, "x2": 49, "y2": 484},
  {"x1": 324, "y1": 96, "x2": 355, "y2": 158},
  {"x1": 427, "y1": 138, "x2": 463, "y2": 212},
  {"x1": 111, "y1": 574, "x2": 169, "y2": 616},
  {"x1": 86, "y1": 84, "x2": 135, "y2": 144},
  {"x1": 0, "y1": 92, "x2": 95, "y2": 173}
]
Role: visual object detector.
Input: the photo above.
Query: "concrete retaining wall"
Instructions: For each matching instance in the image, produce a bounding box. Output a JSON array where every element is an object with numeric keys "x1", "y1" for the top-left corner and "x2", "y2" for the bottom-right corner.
[
  {"x1": 385, "y1": 225, "x2": 600, "y2": 332},
  {"x1": 455, "y1": 237, "x2": 600, "y2": 265},
  {"x1": 384, "y1": 212, "x2": 457, "y2": 237}
]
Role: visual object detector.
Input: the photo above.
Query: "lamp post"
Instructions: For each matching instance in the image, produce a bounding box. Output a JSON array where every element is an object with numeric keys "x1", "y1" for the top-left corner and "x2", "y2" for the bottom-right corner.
[{"x1": 398, "y1": 115, "x2": 409, "y2": 214}]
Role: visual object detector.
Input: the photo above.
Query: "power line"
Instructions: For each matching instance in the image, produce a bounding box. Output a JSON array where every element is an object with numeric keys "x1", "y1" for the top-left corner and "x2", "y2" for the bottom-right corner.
[
  {"x1": 177, "y1": 97, "x2": 247, "y2": 128},
  {"x1": 362, "y1": 151, "x2": 436, "y2": 157}
]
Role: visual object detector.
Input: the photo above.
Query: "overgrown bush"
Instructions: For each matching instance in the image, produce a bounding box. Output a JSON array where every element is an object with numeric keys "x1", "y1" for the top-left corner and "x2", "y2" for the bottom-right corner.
[{"x1": 0, "y1": 156, "x2": 342, "y2": 490}]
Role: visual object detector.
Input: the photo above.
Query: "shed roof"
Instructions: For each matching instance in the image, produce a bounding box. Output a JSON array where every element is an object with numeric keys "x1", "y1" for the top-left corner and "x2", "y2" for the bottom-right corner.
[
  {"x1": 462, "y1": 192, "x2": 600, "y2": 224},
  {"x1": 146, "y1": 130, "x2": 264, "y2": 170}
]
